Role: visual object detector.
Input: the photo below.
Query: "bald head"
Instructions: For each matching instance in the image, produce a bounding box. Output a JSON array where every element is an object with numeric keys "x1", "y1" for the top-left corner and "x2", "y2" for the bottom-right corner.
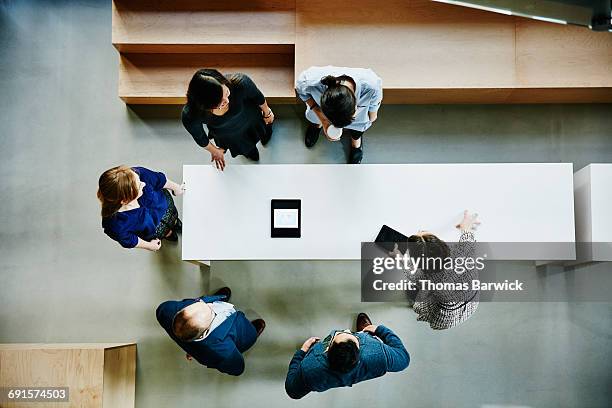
[{"x1": 172, "y1": 301, "x2": 213, "y2": 341}]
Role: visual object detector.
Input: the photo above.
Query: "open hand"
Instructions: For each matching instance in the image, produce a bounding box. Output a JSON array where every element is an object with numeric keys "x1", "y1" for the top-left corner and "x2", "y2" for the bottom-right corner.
[
  {"x1": 456, "y1": 210, "x2": 480, "y2": 231},
  {"x1": 210, "y1": 147, "x2": 226, "y2": 171}
]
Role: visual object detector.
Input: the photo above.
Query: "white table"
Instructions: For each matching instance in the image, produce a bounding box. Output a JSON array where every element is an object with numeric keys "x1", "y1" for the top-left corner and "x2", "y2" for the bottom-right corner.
[
  {"x1": 574, "y1": 164, "x2": 612, "y2": 262},
  {"x1": 182, "y1": 164, "x2": 575, "y2": 262}
]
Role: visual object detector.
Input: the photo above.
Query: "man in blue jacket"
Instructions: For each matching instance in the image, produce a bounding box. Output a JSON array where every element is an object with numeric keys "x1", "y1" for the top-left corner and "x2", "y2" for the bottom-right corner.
[
  {"x1": 156, "y1": 287, "x2": 265, "y2": 376},
  {"x1": 285, "y1": 313, "x2": 409, "y2": 399}
]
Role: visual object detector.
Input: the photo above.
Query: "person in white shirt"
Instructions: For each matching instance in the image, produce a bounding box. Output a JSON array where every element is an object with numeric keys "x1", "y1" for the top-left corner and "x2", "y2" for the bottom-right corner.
[{"x1": 295, "y1": 66, "x2": 383, "y2": 164}]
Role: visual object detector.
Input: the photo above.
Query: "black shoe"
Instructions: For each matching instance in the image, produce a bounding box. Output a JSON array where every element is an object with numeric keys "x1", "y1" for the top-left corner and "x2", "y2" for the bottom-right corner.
[
  {"x1": 349, "y1": 143, "x2": 363, "y2": 164},
  {"x1": 356, "y1": 312, "x2": 372, "y2": 332},
  {"x1": 213, "y1": 286, "x2": 231, "y2": 302},
  {"x1": 305, "y1": 124, "x2": 321, "y2": 148},
  {"x1": 174, "y1": 218, "x2": 182, "y2": 234},
  {"x1": 251, "y1": 319, "x2": 266, "y2": 337},
  {"x1": 165, "y1": 229, "x2": 178, "y2": 242},
  {"x1": 261, "y1": 124, "x2": 273, "y2": 146},
  {"x1": 245, "y1": 147, "x2": 260, "y2": 161}
]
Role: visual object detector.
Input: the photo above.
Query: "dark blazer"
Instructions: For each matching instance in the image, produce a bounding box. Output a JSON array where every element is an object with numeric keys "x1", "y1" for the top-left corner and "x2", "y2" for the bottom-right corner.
[{"x1": 156, "y1": 295, "x2": 247, "y2": 376}]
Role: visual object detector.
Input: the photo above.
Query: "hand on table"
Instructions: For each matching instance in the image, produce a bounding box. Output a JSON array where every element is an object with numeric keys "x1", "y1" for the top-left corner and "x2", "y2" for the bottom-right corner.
[
  {"x1": 210, "y1": 146, "x2": 226, "y2": 171},
  {"x1": 172, "y1": 182, "x2": 186, "y2": 196}
]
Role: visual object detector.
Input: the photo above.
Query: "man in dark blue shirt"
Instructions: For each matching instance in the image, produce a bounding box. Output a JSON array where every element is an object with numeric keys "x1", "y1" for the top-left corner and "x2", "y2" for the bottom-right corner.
[
  {"x1": 156, "y1": 287, "x2": 265, "y2": 376},
  {"x1": 285, "y1": 313, "x2": 409, "y2": 399}
]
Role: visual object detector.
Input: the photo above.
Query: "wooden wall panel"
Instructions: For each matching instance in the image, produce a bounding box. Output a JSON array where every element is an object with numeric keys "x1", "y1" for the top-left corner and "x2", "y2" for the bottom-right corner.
[
  {"x1": 515, "y1": 19, "x2": 612, "y2": 87},
  {"x1": 295, "y1": 0, "x2": 517, "y2": 88}
]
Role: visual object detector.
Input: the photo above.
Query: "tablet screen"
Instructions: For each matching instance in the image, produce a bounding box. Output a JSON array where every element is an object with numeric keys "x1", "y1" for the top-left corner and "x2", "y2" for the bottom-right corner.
[{"x1": 274, "y1": 208, "x2": 299, "y2": 228}]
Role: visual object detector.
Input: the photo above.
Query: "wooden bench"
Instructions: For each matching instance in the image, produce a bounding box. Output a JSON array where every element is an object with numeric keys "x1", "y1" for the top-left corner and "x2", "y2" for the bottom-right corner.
[{"x1": 0, "y1": 343, "x2": 136, "y2": 408}]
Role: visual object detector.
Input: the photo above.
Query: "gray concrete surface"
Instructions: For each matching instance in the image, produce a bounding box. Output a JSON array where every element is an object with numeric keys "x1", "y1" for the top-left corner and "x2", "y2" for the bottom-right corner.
[{"x1": 1, "y1": 1, "x2": 611, "y2": 407}]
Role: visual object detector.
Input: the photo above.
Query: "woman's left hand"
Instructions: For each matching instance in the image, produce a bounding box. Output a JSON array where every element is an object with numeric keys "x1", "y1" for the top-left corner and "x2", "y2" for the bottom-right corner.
[
  {"x1": 262, "y1": 108, "x2": 275, "y2": 125},
  {"x1": 173, "y1": 182, "x2": 186, "y2": 197}
]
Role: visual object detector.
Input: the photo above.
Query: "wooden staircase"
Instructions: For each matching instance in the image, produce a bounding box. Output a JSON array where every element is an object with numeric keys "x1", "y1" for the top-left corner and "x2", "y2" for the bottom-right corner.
[{"x1": 112, "y1": 0, "x2": 612, "y2": 105}]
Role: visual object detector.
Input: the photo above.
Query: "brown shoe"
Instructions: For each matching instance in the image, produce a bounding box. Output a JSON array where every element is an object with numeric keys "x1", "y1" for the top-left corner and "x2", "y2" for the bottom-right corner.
[
  {"x1": 356, "y1": 313, "x2": 372, "y2": 332},
  {"x1": 251, "y1": 319, "x2": 266, "y2": 337},
  {"x1": 212, "y1": 287, "x2": 231, "y2": 302}
]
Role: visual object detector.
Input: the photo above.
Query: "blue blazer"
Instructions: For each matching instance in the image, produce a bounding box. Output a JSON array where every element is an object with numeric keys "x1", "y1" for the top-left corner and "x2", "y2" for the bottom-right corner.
[{"x1": 156, "y1": 295, "x2": 246, "y2": 376}]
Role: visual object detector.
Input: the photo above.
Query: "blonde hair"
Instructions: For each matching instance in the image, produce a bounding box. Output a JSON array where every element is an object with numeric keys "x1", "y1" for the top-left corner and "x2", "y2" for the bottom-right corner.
[{"x1": 97, "y1": 165, "x2": 139, "y2": 218}]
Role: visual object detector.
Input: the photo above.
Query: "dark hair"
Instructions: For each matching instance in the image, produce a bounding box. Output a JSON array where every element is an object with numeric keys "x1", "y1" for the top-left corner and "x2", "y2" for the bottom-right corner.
[
  {"x1": 320, "y1": 75, "x2": 356, "y2": 128},
  {"x1": 328, "y1": 339, "x2": 359, "y2": 373},
  {"x1": 172, "y1": 309, "x2": 204, "y2": 342},
  {"x1": 407, "y1": 233, "x2": 450, "y2": 273},
  {"x1": 186, "y1": 69, "x2": 231, "y2": 115}
]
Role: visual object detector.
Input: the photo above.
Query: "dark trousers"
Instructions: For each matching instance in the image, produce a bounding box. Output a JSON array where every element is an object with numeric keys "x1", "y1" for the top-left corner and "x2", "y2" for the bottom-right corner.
[{"x1": 344, "y1": 128, "x2": 364, "y2": 141}]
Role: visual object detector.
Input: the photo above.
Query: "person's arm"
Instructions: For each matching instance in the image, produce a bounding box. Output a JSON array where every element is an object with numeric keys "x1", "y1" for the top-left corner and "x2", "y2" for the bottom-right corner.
[
  {"x1": 450, "y1": 210, "x2": 479, "y2": 259},
  {"x1": 163, "y1": 179, "x2": 185, "y2": 197},
  {"x1": 106, "y1": 225, "x2": 159, "y2": 252},
  {"x1": 181, "y1": 106, "x2": 226, "y2": 171},
  {"x1": 236, "y1": 74, "x2": 274, "y2": 125},
  {"x1": 363, "y1": 325, "x2": 409, "y2": 372},
  {"x1": 210, "y1": 342, "x2": 246, "y2": 376},
  {"x1": 367, "y1": 73, "x2": 383, "y2": 123},
  {"x1": 135, "y1": 237, "x2": 161, "y2": 252},
  {"x1": 295, "y1": 71, "x2": 331, "y2": 135},
  {"x1": 304, "y1": 97, "x2": 331, "y2": 133},
  {"x1": 285, "y1": 337, "x2": 318, "y2": 399},
  {"x1": 260, "y1": 100, "x2": 274, "y2": 125},
  {"x1": 285, "y1": 350, "x2": 310, "y2": 399}
]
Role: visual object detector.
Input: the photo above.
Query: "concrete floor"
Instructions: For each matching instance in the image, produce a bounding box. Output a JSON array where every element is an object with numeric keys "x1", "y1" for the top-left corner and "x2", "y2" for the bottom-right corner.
[{"x1": 1, "y1": 1, "x2": 612, "y2": 407}]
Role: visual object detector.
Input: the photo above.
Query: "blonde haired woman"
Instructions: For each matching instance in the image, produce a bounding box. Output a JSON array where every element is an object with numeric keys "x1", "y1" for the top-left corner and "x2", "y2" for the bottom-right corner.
[{"x1": 97, "y1": 166, "x2": 184, "y2": 251}]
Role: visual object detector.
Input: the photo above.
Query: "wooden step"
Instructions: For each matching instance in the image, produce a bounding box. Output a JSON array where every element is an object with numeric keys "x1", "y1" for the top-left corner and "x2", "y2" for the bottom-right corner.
[
  {"x1": 118, "y1": 53, "x2": 296, "y2": 104},
  {"x1": 112, "y1": 0, "x2": 296, "y2": 53}
]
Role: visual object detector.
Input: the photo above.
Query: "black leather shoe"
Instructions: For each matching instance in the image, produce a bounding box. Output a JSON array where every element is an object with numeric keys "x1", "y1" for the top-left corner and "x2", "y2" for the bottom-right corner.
[
  {"x1": 245, "y1": 147, "x2": 260, "y2": 161},
  {"x1": 261, "y1": 124, "x2": 273, "y2": 146},
  {"x1": 213, "y1": 287, "x2": 231, "y2": 302},
  {"x1": 349, "y1": 144, "x2": 363, "y2": 164},
  {"x1": 305, "y1": 124, "x2": 321, "y2": 148},
  {"x1": 251, "y1": 319, "x2": 266, "y2": 337},
  {"x1": 174, "y1": 218, "x2": 182, "y2": 234},
  {"x1": 356, "y1": 312, "x2": 372, "y2": 332}
]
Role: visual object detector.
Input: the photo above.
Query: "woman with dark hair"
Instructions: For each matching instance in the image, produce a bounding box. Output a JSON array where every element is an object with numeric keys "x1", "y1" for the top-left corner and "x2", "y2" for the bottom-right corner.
[
  {"x1": 98, "y1": 165, "x2": 185, "y2": 251},
  {"x1": 295, "y1": 66, "x2": 383, "y2": 164},
  {"x1": 182, "y1": 69, "x2": 275, "y2": 170}
]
